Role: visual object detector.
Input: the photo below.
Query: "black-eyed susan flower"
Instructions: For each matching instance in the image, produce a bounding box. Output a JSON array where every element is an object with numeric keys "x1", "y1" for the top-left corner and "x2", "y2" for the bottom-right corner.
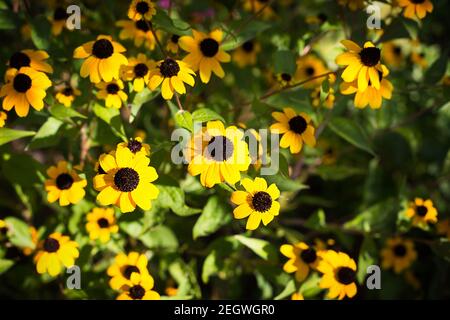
[
  {"x1": 179, "y1": 29, "x2": 230, "y2": 83},
  {"x1": 382, "y1": 41, "x2": 404, "y2": 68},
  {"x1": 270, "y1": 108, "x2": 316, "y2": 154},
  {"x1": 73, "y1": 35, "x2": 128, "y2": 83},
  {"x1": 185, "y1": 120, "x2": 251, "y2": 188},
  {"x1": 117, "y1": 272, "x2": 160, "y2": 300},
  {"x1": 96, "y1": 79, "x2": 128, "y2": 109},
  {"x1": 166, "y1": 34, "x2": 181, "y2": 54},
  {"x1": 55, "y1": 85, "x2": 81, "y2": 107},
  {"x1": 291, "y1": 292, "x2": 304, "y2": 300},
  {"x1": 231, "y1": 177, "x2": 280, "y2": 230},
  {"x1": 311, "y1": 87, "x2": 335, "y2": 109},
  {"x1": 280, "y1": 242, "x2": 321, "y2": 282},
  {"x1": 294, "y1": 55, "x2": 328, "y2": 88},
  {"x1": 1, "y1": 67, "x2": 51, "y2": 117},
  {"x1": 437, "y1": 219, "x2": 450, "y2": 240},
  {"x1": 34, "y1": 233, "x2": 79, "y2": 276},
  {"x1": 411, "y1": 51, "x2": 427, "y2": 68},
  {"x1": 242, "y1": 0, "x2": 275, "y2": 19},
  {"x1": 86, "y1": 207, "x2": 119, "y2": 243},
  {"x1": 276, "y1": 72, "x2": 295, "y2": 87},
  {"x1": 93, "y1": 147, "x2": 159, "y2": 213},
  {"x1": 7, "y1": 49, "x2": 53, "y2": 74},
  {"x1": 336, "y1": 40, "x2": 387, "y2": 92},
  {"x1": 127, "y1": 0, "x2": 156, "y2": 21},
  {"x1": 337, "y1": 0, "x2": 365, "y2": 11},
  {"x1": 317, "y1": 250, "x2": 357, "y2": 300},
  {"x1": 121, "y1": 54, "x2": 155, "y2": 92},
  {"x1": 398, "y1": 0, "x2": 433, "y2": 20},
  {"x1": 0, "y1": 111, "x2": 6, "y2": 127},
  {"x1": 117, "y1": 137, "x2": 150, "y2": 157},
  {"x1": 381, "y1": 237, "x2": 417, "y2": 273},
  {"x1": 232, "y1": 40, "x2": 261, "y2": 68},
  {"x1": 51, "y1": 6, "x2": 69, "y2": 36},
  {"x1": 45, "y1": 161, "x2": 87, "y2": 206},
  {"x1": 116, "y1": 19, "x2": 162, "y2": 50},
  {"x1": 107, "y1": 251, "x2": 151, "y2": 290},
  {"x1": 23, "y1": 226, "x2": 38, "y2": 256},
  {"x1": 405, "y1": 197, "x2": 438, "y2": 226},
  {"x1": 148, "y1": 58, "x2": 195, "y2": 100}
]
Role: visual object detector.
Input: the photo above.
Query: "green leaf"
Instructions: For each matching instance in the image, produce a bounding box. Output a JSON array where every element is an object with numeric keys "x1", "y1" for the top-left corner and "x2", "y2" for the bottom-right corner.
[
  {"x1": 192, "y1": 108, "x2": 225, "y2": 123},
  {"x1": 152, "y1": 10, "x2": 191, "y2": 35},
  {"x1": 0, "y1": 10, "x2": 16, "y2": 30},
  {"x1": 174, "y1": 110, "x2": 193, "y2": 132},
  {"x1": 129, "y1": 88, "x2": 159, "y2": 123},
  {"x1": 2, "y1": 153, "x2": 43, "y2": 186},
  {"x1": 222, "y1": 21, "x2": 271, "y2": 51},
  {"x1": 329, "y1": 117, "x2": 375, "y2": 155},
  {"x1": 49, "y1": 104, "x2": 87, "y2": 121},
  {"x1": 0, "y1": 128, "x2": 35, "y2": 146},
  {"x1": 234, "y1": 235, "x2": 278, "y2": 261},
  {"x1": 431, "y1": 239, "x2": 450, "y2": 263},
  {"x1": 193, "y1": 196, "x2": 231, "y2": 240},
  {"x1": 30, "y1": 15, "x2": 51, "y2": 50},
  {"x1": 264, "y1": 174, "x2": 308, "y2": 192},
  {"x1": 93, "y1": 103, "x2": 127, "y2": 141},
  {"x1": 299, "y1": 273, "x2": 322, "y2": 297},
  {"x1": 424, "y1": 50, "x2": 449, "y2": 84},
  {"x1": 28, "y1": 117, "x2": 64, "y2": 149},
  {"x1": 139, "y1": 225, "x2": 178, "y2": 250},
  {"x1": 156, "y1": 185, "x2": 201, "y2": 216},
  {"x1": 0, "y1": 259, "x2": 14, "y2": 275},
  {"x1": 316, "y1": 165, "x2": 365, "y2": 181},
  {"x1": 202, "y1": 236, "x2": 239, "y2": 283},
  {"x1": 4, "y1": 217, "x2": 34, "y2": 249},
  {"x1": 273, "y1": 50, "x2": 297, "y2": 75},
  {"x1": 305, "y1": 209, "x2": 326, "y2": 230},
  {"x1": 274, "y1": 279, "x2": 296, "y2": 300},
  {"x1": 357, "y1": 236, "x2": 377, "y2": 284}
]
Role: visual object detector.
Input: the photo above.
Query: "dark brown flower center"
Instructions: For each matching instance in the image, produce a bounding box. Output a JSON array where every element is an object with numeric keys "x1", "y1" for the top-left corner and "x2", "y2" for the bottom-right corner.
[
  {"x1": 106, "y1": 83, "x2": 120, "y2": 94},
  {"x1": 336, "y1": 266, "x2": 356, "y2": 285},
  {"x1": 206, "y1": 136, "x2": 234, "y2": 161},
  {"x1": 54, "y1": 7, "x2": 69, "y2": 20},
  {"x1": 200, "y1": 38, "x2": 219, "y2": 57},
  {"x1": 281, "y1": 73, "x2": 292, "y2": 82},
  {"x1": 393, "y1": 244, "x2": 407, "y2": 257},
  {"x1": 135, "y1": 19, "x2": 150, "y2": 32},
  {"x1": 92, "y1": 39, "x2": 114, "y2": 59},
  {"x1": 318, "y1": 13, "x2": 327, "y2": 22},
  {"x1": 300, "y1": 248, "x2": 317, "y2": 264},
  {"x1": 56, "y1": 173, "x2": 74, "y2": 190},
  {"x1": 134, "y1": 63, "x2": 149, "y2": 77},
  {"x1": 305, "y1": 66, "x2": 315, "y2": 76},
  {"x1": 127, "y1": 139, "x2": 143, "y2": 153},
  {"x1": 123, "y1": 265, "x2": 140, "y2": 279},
  {"x1": 410, "y1": 0, "x2": 425, "y2": 3},
  {"x1": 114, "y1": 168, "x2": 140, "y2": 192},
  {"x1": 97, "y1": 218, "x2": 110, "y2": 228},
  {"x1": 393, "y1": 45, "x2": 402, "y2": 56},
  {"x1": 159, "y1": 58, "x2": 180, "y2": 78},
  {"x1": 242, "y1": 40, "x2": 254, "y2": 53},
  {"x1": 136, "y1": 1, "x2": 150, "y2": 14},
  {"x1": 171, "y1": 34, "x2": 180, "y2": 44},
  {"x1": 62, "y1": 87, "x2": 74, "y2": 96},
  {"x1": 9, "y1": 51, "x2": 31, "y2": 69},
  {"x1": 13, "y1": 74, "x2": 32, "y2": 93},
  {"x1": 288, "y1": 115, "x2": 308, "y2": 134},
  {"x1": 252, "y1": 191, "x2": 272, "y2": 212},
  {"x1": 129, "y1": 285, "x2": 145, "y2": 299},
  {"x1": 416, "y1": 205, "x2": 428, "y2": 217},
  {"x1": 43, "y1": 237, "x2": 60, "y2": 253},
  {"x1": 359, "y1": 47, "x2": 381, "y2": 67}
]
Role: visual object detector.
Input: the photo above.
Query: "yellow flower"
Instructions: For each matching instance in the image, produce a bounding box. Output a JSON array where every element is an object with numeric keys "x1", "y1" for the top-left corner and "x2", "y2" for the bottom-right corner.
[
  {"x1": 165, "y1": 286, "x2": 178, "y2": 297},
  {"x1": 280, "y1": 242, "x2": 321, "y2": 282},
  {"x1": 96, "y1": 79, "x2": 128, "y2": 109},
  {"x1": 317, "y1": 250, "x2": 357, "y2": 300},
  {"x1": 437, "y1": 219, "x2": 450, "y2": 240},
  {"x1": 23, "y1": 226, "x2": 38, "y2": 256},
  {"x1": 116, "y1": 19, "x2": 162, "y2": 50},
  {"x1": 148, "y1": 58, "x2": 195, "y2": 100},
  {"x1": 117, "y1": 137, "x2": 151, "y2": 157},
  {"x1": 34, "y1": 232, "x2": 79, "y2": 277},
  {"x1": 306, "y1": 13, "x2": 328, "y2": 25},
  {"x1": 73, "y1": 35, "x2": 128, "y2": 83},
  {"x1": 7, "y1": 49, "x2": 53, "y2": 73},
  {"x1": 179, "y1": 29, "x2": 231, "y2": 83},
  {"x1": 411, "y1": 51, "x2": 427, "y2": 68},
  {"x1": 294, "y1": 55, "x2": 328, "y2": 88},
  {"x1": 232, "y1": 40, "x2": 261, "y2": 68},
  {"x1": 166, "y1": 34, "x2": 181, "y2": 54},
  {"x1": 291, "y1": 292, "x2": 304, "y2": 300},
  {"x1": 121, "y1": 54, "x2": 155, "y2": 92},
  {"x1": 382, "y1": 41, "x2": 404, "y2": 68},
  {"x1": 405, "y1": 197, "x2": 438, "y2": 225},
  {"x1": 310, "y1": 87, "x2": 335, "y2": 109},
  {"x1": 231, "y1": 177, "x2": 280, "y2": 230},
  {"x1": 55, "y1": 85, "x2": 81, "y2": 107},
  {"x1": 270, "y1": 107, "x2": 316, "y2": 154},
  {"x1": 398, "y1": 0, "x2": 433, "y2": 20},
  {"x1": 117, "y1": 272, "x2": 160, "y2": 300},
  {"x1": 93, "y1": 147, "x2": 159, "y2": 213},
  {"x1": 0, "y1": 219, "x2": 7, "y2": 234},
  {"x1": 337, "y1": 0, "x2": 365, "y2": 11},
  {"x1": 381, "y1": 237, "x2": 417, "y2": 274},
  {"x1": 127, "y1": 0, "x2": 156, "y2": 21},
  {"x1": 86, "y1": 207, "x2": 119, "y2": 243},
  {"x1": 185, "y1": 120, "x2": 251, "y2": 188},
  {"x1": 1, "y1": 67, "x2": 51, "y2": 117},
  {"x1": 51, "y1": 6, "x2": 69, "y2": 36},
  {"x1": 317, "y1": 140, "x2": 338, "y2": 165},
  {"x1": 107, "y1": 251, "x2": 151, "y2": 290},
  {"x1": 276, "y1": 72, "x2": 295, "y2": 87},
  {"x1": 242, "y1": 0, "x2": 275, "y2": 19},
  {"x1": 0, "y1": 111, "x2": 7, "y2": 127},
  {"x1": 335, "y1": 40, "x2": 387, "y2": 92},
  {"x1": 45, "y1": 161, "x2": 87, "y2": 206}
]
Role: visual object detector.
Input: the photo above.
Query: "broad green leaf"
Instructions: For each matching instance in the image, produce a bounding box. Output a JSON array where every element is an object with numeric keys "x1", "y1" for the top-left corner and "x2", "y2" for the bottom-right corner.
[
  {"x1": 316, "y1": 165, "x2": 365, "y2": 181},
  {"x1": 139, "y1": 225, "x2": 178, "y2": 250},
  {"x1": 174, "y1": 110, "x2": 193, "y2": 132},
  {"x1": 30, "y1": 15, "x2": 51, "y2": 50},
  {"x1": 193, "y1": 196, "x2": 231, "y2": 239},
  {"x1": 169, "y1": 259, "x2": 202, "y2": 298},
  {"x1": 264, "y1": 174, "x2": 308, "y2": 192},
  {"x1": 93, "y1": 103, "x2": 127, "y2": 141},
  {"x1": 156, "y1": 185, "x2": 201, "y2": 216},
  {"x1": 274, "y1": 279, "x2": 296, "y2": 300},
  {"x1": 0, "y1": 10, "x2": 16, "y2": 30},
  {"x1": 0, "y1": 259, "x2": 14, "y2": 275},
  {"x1": 4, "y1": 217, "x2": 34, "y2": 249},
  {"x1": 0, "y1": 128, "x2": 35, "y2": 146},
  {"x1": 152, "y1": 10, "x2": 191, "y2": 35},
  {"x1": 305, "y1": 209, "x2": 326, "y2": 230},
  {"x1": 222, "y1": 21, "x2": 271, "y2": 51},
  {"x1": 299, "y1": 273, "x2": 322, "y2": 297},
  {"x1": 424, "y1": 50, "x2": 449, "y2": 84},
  {"x1": 357, "y1": 236, "x2": 378, "y2": 283},
  {"x1": 202, "y1": 236, "x2": 239, "y2": 283},
  {"x1": 192, "y1": 108, "x2": 225, "y2": 124},
  {"x1": 329, "y1": 117, "x2": 375, "y2": 155},
  {"x1": 234, "y1": 235, "x2": 278, "y2": 261},
  {"x1": 2, "y1": 153, "x2": 43, "y2": 187},
  {"x1": 273, "y1": 50, "x2": 297, "y2": 75},
  {"x1": 28, "y1": 117, "x2": 64, "y2": 149},
  {"x1": 49, "y1": 104, "x2": 87, "y2": 121},
  {"x1": 129, "y1": 88, "x2": 159, "y2": 122}
]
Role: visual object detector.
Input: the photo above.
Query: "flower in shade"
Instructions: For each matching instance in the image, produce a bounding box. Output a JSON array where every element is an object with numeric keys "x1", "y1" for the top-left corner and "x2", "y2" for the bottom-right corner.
[
  {"x1": 179, "y1": 29, "x2": 230, "y2": 83},
  {"x1": 243, "y1": 0, "x2": 275, "y2": 19},
  {"x1": 51, "y1": 6, "x2": 69, "y2": 35},
  {"x1": 276, "y1": 72, "x2": 295, "y2": 87},
  {"x1": 121, "y1": 54, "x2": 155, "y2": 92},
  {"x1": 232, "y1": 40, "x2": 261, "y2": 68},
  {"x1": 1, "y1": 67, "x2": 51, "y2": 117},
  {"x1": 117, "y1": 137, "x2": 151, "y2": 157},
  {"x1": 270, "y1": 107, "x2": 316, "y2": 154},
  {"x1": 55, "y1": 85, "x2": 81, "y2": 107},
  {"x1": 148, "y1": 58, "x2": 195, "y2": 100},
  {"x1": 116, "y1": 19, "x2": 162, "y2": 50},
  {"x1": 381, "y1": 237, "x2": 417, "y2": 273},
  {"x1": 337, "y1": 0, "x2": 365, "y2": 11},
  {"x1": 437, "y1": 219, "x2": 450, "y2": 240},
  {"x1": 294, "y1": 55, "x2": 328, "y2": 88},
  {"x1": 117, "y1": 272, "x2": 160, "y2": 300},
  {"x1": 128, "y1": 0, "x2": 156, "y2": 21},
  {"x1": 382, "y1": 41, "x2": 404, "y2": 68},
  {"x1": 335, "y1": 40, "x2": 387, "y2": 92},
  {"x1": 311, "y1": 87, "x2": 335, "y2": 109},
  {"x1": 185, "y1": 120, "x2": 251, "y2": 188},
  {"x1": 34, "y1": 232, "x2": 79, "y2": 276},
  {"x1": 7, "y1": 49, "x2": 53, "y2": 74},
  {"x1": 45, "y1": 161, "x2": 87, "y2": 206},
  {"x1": 317, "y1": 250, "x2": 357, "y2": 300},
  {"x1": 166, "y1": 34, "x2": 181, "y2": 54},
  {"x1": 96, "y1": 79, "x2": 128, "y2": 109},
  {"x1": 398, "y1": 0, "x2": 433, "y2": 20},
  {"x1": 107, "y1": 251, "x2": 151, "y2": 290},
  {"x1": 405, "y1": 197, "x2": 438, "y2": 226},
  {"x1": 411, "y1": 51, "x2": 427, "y2": 68},
  {"x1": 231, "y1": 177, "x2": 280, "y2": 230},
  {"x1": 280, "y1": 242, "x2": 321, "y2": 282},
  {"x1": 86, "y1": 207, "x2": 119, "y2": 243},
  {"x1": 73, "y1": 35, "x2": 128, "y2": 83},
  {"x1": 93, "y1": 147, "x2": 159, "y2": 213},
  {"x1": 0, "y1": 111, "x2": 6, "y2": 127}
]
